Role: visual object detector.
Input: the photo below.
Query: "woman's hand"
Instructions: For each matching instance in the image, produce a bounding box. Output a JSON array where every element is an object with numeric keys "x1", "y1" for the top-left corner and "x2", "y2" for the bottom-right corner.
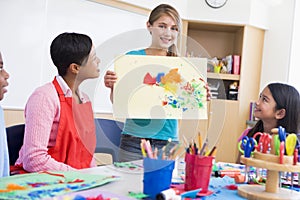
[
  {"x1": 104, "y1": 70, "x2": 117, "y2": 89},
  {"x1": 205, "y1": 83, "x2": 211, "y2": 101}
]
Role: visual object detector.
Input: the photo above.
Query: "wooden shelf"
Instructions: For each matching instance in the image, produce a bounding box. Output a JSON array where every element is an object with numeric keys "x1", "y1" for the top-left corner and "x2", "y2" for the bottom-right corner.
[
  {"x1": 187, "y1": 21, "x2": 244, "y2": 32},
  {"x1": 207, "y1": 72, "x2": 240, "y2": 81},
  {"x1": 240, "y1": 153, "x2": 300, "y2": 172},
  {"x1": 180, "y1": 19, "x2": 265, "y2": 163},
  {"x1": 211, "y1": 99, "x2": 239, "y2": 104}
]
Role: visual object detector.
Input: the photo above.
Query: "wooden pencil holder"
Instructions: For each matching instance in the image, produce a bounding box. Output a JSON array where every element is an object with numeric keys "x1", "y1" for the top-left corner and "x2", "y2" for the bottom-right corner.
[{"x1": 238, "y1": 132, "x2": 300, "y2": 200}]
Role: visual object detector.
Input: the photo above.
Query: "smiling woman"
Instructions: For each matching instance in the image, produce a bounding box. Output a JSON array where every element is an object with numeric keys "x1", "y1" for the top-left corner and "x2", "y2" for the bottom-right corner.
[{"x1": 103, "y1": 4, "x2": 188, "y2": 162}]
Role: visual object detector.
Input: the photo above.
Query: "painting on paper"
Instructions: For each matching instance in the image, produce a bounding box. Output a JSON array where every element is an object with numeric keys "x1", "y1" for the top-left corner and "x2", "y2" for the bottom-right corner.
[{"x1": 113, "y1": 55, "x2": 207, "y2": 119}]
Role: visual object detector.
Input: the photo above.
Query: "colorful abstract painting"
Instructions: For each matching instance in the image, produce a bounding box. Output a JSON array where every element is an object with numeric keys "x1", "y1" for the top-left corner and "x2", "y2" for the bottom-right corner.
[{"x1": 113, "y1": 55, "x2": 207, "y2": 119}]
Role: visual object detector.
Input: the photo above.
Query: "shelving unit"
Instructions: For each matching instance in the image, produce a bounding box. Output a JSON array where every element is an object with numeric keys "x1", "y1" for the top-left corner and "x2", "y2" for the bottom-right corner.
[{"x1": 180, "y1": 20, "x2": 265, "y2": 163}]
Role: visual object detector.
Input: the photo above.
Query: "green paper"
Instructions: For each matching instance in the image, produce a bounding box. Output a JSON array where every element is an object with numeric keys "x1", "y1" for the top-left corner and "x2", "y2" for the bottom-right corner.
[
  {"x1": 0, "y1": 171, "x2": 119, "y2": 199},
  {"x1": 114, "y1": 162, "x2": 141, "y2": 169},
  {"x1": 128, "y1": 191, "x2": 148, "y2": 199}
]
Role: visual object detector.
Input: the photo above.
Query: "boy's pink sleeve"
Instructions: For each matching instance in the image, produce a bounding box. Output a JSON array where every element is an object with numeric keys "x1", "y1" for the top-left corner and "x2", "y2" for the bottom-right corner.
[{"x1": 19, "y1": 85, "x2": 76, "y2": 172}]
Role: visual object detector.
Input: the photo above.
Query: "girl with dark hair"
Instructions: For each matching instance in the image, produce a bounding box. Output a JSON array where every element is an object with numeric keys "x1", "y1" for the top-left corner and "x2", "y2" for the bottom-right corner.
[
  {"x1": 241, "y1": 82, "x2": 300, "y2": 139},
  {"x1": 237, "y1": 82, "x2": 300, "y2": 162}
]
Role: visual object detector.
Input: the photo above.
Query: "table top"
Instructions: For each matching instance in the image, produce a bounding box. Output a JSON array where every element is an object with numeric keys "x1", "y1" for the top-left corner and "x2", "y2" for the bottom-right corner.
[
  {"x1": 80, "y1": 161, "x2": 144, "y2": 198},
  {"x1": 54, "y1": 160, "x2": 247, "y2": 200}
]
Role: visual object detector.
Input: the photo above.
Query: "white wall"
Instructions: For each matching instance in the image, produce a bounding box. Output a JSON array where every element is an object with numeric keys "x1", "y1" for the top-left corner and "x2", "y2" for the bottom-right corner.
[
  {"x1": 186, "y1": 0, "x2": 252, "y2": 26},
  {"x1": 249, "y1": 0, "x2": 270, "y2": 29},
  {"x1": 0, "y1": 0, "x2": 47, "y2": 109},
  {"x1": 0, "y1": 0, "x2": 148, "y2": 113},
  {"x1": 0, "y1": 0, "x2": 298, "y2": 112},
  {"x1": 119, "y1": 0, "x2": 268, "y2": 29},
  {"x1": 288, "y1": 0, "x2": 300, "y2": 92},
  {"x1": 259, "y1": 0, "x2": 295, "y2": 90}
]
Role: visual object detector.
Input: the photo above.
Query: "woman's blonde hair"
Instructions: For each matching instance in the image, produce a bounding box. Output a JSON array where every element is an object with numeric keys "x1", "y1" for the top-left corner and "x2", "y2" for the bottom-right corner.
[{"x1": 148, "y1": 4, "x2": 182, "y2": 56}]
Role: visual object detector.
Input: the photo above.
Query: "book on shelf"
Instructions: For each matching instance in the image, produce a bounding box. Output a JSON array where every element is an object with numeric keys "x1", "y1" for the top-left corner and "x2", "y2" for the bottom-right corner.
[
  {"x1": 249, "y1": 101, "x2": 256, "y2": 121},
  {"x1": 232, "y1": 55, "x2": 240, "y2": 75},
  {"x1": 247, "y1": 102, "x2": 258, "y2": 128}
]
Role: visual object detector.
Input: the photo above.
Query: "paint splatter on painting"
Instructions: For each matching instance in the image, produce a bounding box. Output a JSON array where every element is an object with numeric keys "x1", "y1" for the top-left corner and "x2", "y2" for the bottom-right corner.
[{"x1": 143, "y1": 68, "x2": 206, "y2": 113}]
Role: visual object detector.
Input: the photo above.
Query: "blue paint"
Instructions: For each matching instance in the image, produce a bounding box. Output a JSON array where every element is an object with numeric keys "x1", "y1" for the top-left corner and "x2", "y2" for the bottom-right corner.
[{"x1": 156, "y1": 72, "x2": 165, "y2": 83}]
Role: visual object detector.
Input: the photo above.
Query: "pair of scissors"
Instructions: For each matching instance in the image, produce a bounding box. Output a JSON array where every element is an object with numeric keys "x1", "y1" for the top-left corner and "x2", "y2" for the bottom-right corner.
[
  {"x1": 273, "y1": 134, "x2": 280, "y2": 155},
  {"x1": 277, "y1": 126, "x2": 297, "y2": 156},
  {"x1": 277, "y1": 126, "x2": 287, "y2": 164},
  {"x1": 278, "y1": 126, "x2": 286, "y2": 143},
  {"x1": 278, "y1": 126, "x2": 286, "y2": 164},
  {"x1": 238, "y1": 136, "x2": 257, "y2": 158},
  {"x1": 285, "y1": 133, "x2": 297, "y2": 156},
  {"x1": 253, "y1": 132, "x2": 272, "y2": 153}
]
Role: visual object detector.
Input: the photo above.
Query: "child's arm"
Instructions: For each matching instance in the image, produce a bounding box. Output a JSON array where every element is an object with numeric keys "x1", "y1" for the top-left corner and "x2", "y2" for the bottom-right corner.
[
  {"x1": 104, "y1": 70, "x2": 117, "y2": 103},
  {"x1": 19, "y1": 84, "x2": 76, "y2": 172}
]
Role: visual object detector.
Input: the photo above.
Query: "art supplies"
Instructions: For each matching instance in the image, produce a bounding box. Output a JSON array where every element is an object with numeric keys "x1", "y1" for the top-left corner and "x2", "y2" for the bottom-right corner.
[
  {"x1": 286, "y1": 133, "x2": 297, "y2": 156},
  {"x1": 199, "y1": 137, "x2": 208, "y2": 156},
  {"x1": 238, "y1": 136, "x2": 257, "y2": 158},
  {"x1": 253, "y1": 132, "x2": 272, "y2": 153},
  {"x1": 54, "y1": 188, "x2": 134, "y2": 200},
  {"x1": 140, "y1": 139, "x2": 180, "y2": 199},
  {"x1": 156, "y1": 188, "x2": 180, "y2": 200},
  {"x1": 140, "y1": 139, "x2": 183, "y2": 160},
  {"x1": 184, "y1": 153, "x2": 214, "y2": 196},
  {"x1": 0, "y1": 171, "x2": 119, "y2": 200},
  {"x1": 140, "y1": 141, "x2": 147, "y2": 157},
  {"x1": 143, "y1": 158, "x2": 175, "y2": 199},
  {"x1": 238, "y1": 127, "x2": 300, "y2": 200},
  {"x1": 179, "y1": 135, "x2": 216, "y2": 196},
  {"x1": 113, "y1": 162, "x2": 143, "y2": 173},
  {"x1": 206, "y1": 146, "x2": 217, "y2": 156},
  {"x1": 198, "y1": 132, "x2": 203, "y2": 150}
]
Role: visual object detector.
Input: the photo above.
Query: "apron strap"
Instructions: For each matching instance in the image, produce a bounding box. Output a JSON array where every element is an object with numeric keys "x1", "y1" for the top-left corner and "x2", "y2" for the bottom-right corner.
[{"x1": 52, "y1": 77, "x2": 66, "y2": 102}]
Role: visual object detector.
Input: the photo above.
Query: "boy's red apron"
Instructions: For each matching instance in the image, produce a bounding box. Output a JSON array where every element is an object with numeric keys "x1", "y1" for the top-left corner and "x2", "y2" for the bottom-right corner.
[
  {"x1": 48, "y1": 77, "x2": 96, "y2": 169},
  {"x1": 11, "y1": 77, "x2": 96, "y2": 174}
]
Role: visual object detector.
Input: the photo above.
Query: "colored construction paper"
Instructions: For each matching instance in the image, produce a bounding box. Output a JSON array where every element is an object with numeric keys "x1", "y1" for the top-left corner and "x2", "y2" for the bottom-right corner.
[{"x1": 0, "y1": 171, "x2": 119, "y2": 199}]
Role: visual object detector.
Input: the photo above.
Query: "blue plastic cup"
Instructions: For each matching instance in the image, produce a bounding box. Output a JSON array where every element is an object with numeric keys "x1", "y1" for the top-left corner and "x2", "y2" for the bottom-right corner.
[{"x1": 143, "y1": 158, "x2": 175, "y2": 199}]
